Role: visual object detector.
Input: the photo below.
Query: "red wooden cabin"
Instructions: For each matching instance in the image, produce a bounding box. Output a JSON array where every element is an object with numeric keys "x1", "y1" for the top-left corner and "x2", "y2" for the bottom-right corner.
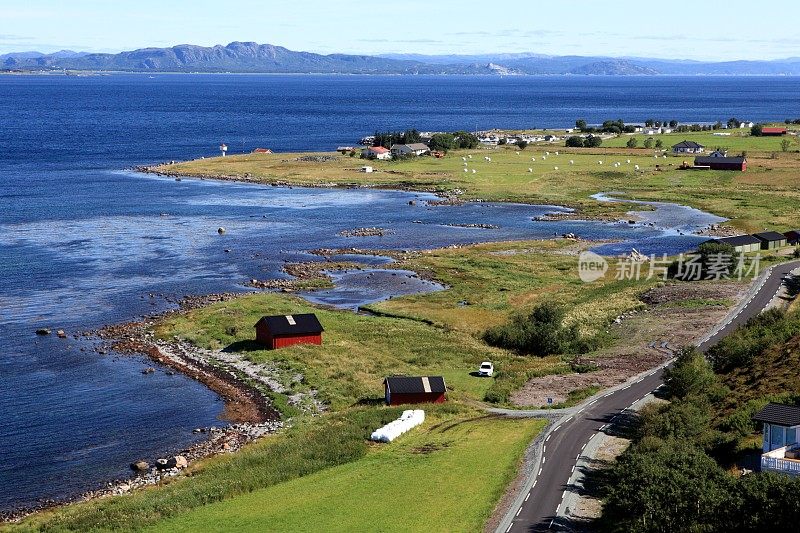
[
  {"x1": 254, "y1": 313, "x2": 323, "y2": 350},
  {"x1": 384, "y1": 376, "x2": 447, "y2": 405},
  {"x1": 761, "y1": 127, "x2": 787, "y2": 136}
]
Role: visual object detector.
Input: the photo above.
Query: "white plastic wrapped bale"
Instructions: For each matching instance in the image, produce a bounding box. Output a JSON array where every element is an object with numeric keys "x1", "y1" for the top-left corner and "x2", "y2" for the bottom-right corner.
[{"x1": 370, "y1": 410, "x2": 425, "y2": 443}]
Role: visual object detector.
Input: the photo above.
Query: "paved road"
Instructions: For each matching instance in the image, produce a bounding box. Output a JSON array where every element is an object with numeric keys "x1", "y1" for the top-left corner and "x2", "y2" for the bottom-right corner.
[{"x1": 504, "y1": 260, "x2": 800, "y2": 532}]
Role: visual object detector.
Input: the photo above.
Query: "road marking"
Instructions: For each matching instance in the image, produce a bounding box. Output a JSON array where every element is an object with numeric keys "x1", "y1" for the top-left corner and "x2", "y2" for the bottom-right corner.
[
  {"x1": 506, "y1": 524, "x2": 513, "y2": 533},
  {"x1": 545, "y1": 434, "x2": 551, "y2": 442},
  {"x1": 542, "y1": 457, "x2": 546, "y2": 464},
  {"x1": 516, "y1": 507, "x2": 522, "y2": 517},
  {"x1": 564, "y1": 416, "x2": 572, "y2": 422},
  {"x1": 562, "y1": 490, "x2": 567, "y2": 500},
  {"x1": 576, "y1": 453, "x2": 581, "y2": 460},
  {"x1": 543, "y1": 445, "x2": 547, "y2": 454},
  {"x1": 571, "y1": 465, "x2": 576, "y2": 473},
  {"x1": 532, "y1": 480, "x2": 537, "y2": 488},
  {"x1": 552, "y1": 424, "x2": 561, "y2": 432},
  {"x1": 525, "y1": 492, "x2": 530, "y2": 502},
  {"x1": 539, "y1": 467, "x2": 543, "y2": 475}
]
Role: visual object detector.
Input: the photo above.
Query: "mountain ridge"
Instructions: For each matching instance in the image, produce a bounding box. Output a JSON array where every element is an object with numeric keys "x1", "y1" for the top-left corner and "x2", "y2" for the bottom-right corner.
[{"x1": 3, "y1": 41, "x2": 800, "y2": 75}]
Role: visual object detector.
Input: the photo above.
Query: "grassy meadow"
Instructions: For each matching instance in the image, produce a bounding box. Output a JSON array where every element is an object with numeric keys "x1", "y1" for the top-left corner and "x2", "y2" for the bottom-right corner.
[
  {"x1": 159, "y1": 131, "x2": 800, "y2": 232},
  {"x1": 13, "y1": 406, "x2": 541, "y2": 533},
  {"x1": 146, "y1": 413, "x2": 544, "y2": 533}
]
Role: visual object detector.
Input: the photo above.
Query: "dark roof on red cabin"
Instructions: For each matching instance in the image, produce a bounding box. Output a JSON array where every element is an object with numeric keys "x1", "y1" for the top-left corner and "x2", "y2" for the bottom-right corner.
[
  {"x1": 753, "y1": 231, "x2": 787, "y2": 242},
  {"x1": 384, "y1": 376, "x2": 447, "y2": 394},
  {"x1": 694, "y1": 156, "x2": 746, "y2": 165},
  {"x1": 785, "y1": 229, "x2": 800, "y2": 237},
  {"x1": 711, "y1": 235, "x2": 761, "y2": 246},
  {"x1": 753, "y1": 403, "x2": 800, "y2": 427},
  {"x1": 254, "y1": 314, "x2": 324, "y2": 335}
]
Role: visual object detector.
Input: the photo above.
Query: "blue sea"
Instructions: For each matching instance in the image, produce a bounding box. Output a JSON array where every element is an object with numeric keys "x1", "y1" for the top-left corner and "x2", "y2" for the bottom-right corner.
[{"x1": 0, "y1": 74, "x2": 797, "y2": 511}]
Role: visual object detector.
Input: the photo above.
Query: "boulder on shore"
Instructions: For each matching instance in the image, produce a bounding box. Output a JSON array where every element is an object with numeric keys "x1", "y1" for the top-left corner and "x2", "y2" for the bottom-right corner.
[
  {"x1": 35, "y1": 328, "x2": 51, "y2": 336},
  {"x1": 130, "y1": 460, "x2": 149, "y2": 472},
  {"x1": 56, "y1": 330, "x2": 67, "y2": 338}
]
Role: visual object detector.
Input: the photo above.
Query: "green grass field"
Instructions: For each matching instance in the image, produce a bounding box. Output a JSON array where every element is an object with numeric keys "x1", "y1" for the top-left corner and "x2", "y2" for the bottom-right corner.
[
  {"x1": 603, "y1": 130, "x2": 800, "y2": 153},
  {"x1": 12, "y1": 406, "x2": 540, "y2": 533},
  {"x1": 145, "y1": 413, "x2": 544, "y2": 533},
  {"x1": 159, "y1": 135, "x2": 800, "y2": 232}
]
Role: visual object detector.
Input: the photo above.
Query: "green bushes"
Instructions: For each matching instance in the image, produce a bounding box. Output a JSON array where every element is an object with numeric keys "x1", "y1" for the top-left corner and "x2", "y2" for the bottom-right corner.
[
  {"x1": 482, "y1": 302, "x2": 600, "y2": 357},
  {"x1": 597, "y1": 325, "x2": 800, "y2": 532},
  {"x1": 707, "y1": 309, "x2": 800, "y2": 372}
]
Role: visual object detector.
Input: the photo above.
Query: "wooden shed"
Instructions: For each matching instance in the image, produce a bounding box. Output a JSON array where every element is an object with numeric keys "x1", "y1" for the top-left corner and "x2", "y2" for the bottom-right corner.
[
  {"x1": 707, "y1": 235, "x2": 762, "y2": 253},
  {"x1": 694, "y1": 155, "x2": 747, "y2": 171},
  {"x1": 254, "y1": 313, "x2": 323, "y2": 350},
  {"x1": 762, "y1": 127, "x2": 788, "y2": 136},
  {"x1": 753, "y1": 231, "x2": 788, "y2": 250},
  {"x1": 784, "y1": 230, "x2": 800, "y2": 246},
  {"x1": 384, "y1": 376, "x2": 447, "y2": 406}
]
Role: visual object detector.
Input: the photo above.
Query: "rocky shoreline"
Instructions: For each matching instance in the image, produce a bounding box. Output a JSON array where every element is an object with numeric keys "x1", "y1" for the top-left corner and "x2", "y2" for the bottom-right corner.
[{"x1": 2, "y1": 292, "x2": 291, "y2": 524}]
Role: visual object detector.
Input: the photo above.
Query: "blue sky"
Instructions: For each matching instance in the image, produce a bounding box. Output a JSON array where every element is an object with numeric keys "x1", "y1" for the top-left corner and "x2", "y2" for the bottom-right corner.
[{"x1": 2, "y1": 1, "x2": 798, "y2": 60}]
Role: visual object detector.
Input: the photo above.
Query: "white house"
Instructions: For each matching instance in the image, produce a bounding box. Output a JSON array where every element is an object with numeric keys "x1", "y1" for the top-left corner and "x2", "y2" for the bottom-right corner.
[
  {"x1": 362, "y1": 146, "x2": 391, "y2": 160},
  {"x1": 390, "y1": 143, "x2": 430, "y2": 157},
  {"x1": 753, "y1": 403, "x2": 800, "y2": 476},
  {"x1": 708, "y1": 149, "x2": 728, "y2": 158},
  {"x1": 672, "y1": 140, "x2": 705, "y2": 154}
]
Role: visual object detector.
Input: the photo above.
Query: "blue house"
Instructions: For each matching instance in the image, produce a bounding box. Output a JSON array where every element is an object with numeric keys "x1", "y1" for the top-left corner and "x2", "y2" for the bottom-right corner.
[{"x1": 753, "y1": 403, "x2": 800, "y2": 475}]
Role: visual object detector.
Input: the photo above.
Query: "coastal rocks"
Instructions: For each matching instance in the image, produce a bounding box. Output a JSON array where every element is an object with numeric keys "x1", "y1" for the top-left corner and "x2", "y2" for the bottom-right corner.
[
  {"x1": 35, "y1": 328, "x2": 51, "y2": 336},
  {"x1": 338, "y1": 227, "x2": 391, "y2": 237},
  {"x1": 56, "y1": 330, "x2": 67, "y2": 338},
  {"x1": 130, "y1": 460, "x2": 149, "y2": 472},
  {"x1": 441, "y1": 223, "x2": 499, "y2": 229},
  {"x1": 217, "y1": 227, "x2": 226, "y2": 234},
  {"x1": 142, "y1": 367, "x2": 155, "y2": 375},
  {"x1": 155, "y1": 455, "x2": 189, "y2": 470}
]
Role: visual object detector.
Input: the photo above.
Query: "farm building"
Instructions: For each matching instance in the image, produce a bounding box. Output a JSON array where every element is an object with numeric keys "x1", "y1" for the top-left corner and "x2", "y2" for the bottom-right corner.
[
  {"x1": 762, "y1": 127, "x2": 788, "y2": 136},
  {"x1": 753, "y1": 403, "x2": 800, "y2": 476},
  {"x1": 254, "y1": 313, "x2": 323, "y2": 350},
  {"x1": 694, "y1": 155, "x2": 747, "y2": 171},
  {"x1": 390, "y1": 143, "x2": 430, "y2": 157},
  {"x1": 707, "y1": 235, "x2": 762, "y2": 253},
  {"x1": 384, "y1": 376, "x2": 447, "y2": 406},
  {"x1": 362, "y1": 146, "x2": 391, "y2": 160},
  {"x1": 672, "y1": 140, "x2": 705, "y2": 154},
  {"x1": 753, "y1": 231, "x2": 788, "y2": 250},
  {"x1": 784, "y1": 230, "x2": 800, "y2": 245}
]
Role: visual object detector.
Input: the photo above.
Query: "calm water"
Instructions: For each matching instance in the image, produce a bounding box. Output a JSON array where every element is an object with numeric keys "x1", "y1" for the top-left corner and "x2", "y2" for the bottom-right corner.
[{"x1": 0, "y1": 74, "x2": 795, "y2": 511}]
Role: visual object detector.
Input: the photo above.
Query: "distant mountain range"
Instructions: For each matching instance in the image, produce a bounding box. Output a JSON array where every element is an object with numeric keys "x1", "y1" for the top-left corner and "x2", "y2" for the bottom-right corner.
[{"x1": 3, "y1": 42, "x2": 800, "y2": 75}]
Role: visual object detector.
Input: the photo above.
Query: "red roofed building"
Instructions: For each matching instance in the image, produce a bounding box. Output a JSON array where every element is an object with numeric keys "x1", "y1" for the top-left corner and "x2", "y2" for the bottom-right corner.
[
  {"x1": 252, "y1": 148, "x2": 273, "y2": 154},
  {"x1": 762, "y1": 127, "x2": 788, "y2": 136},
  {"x1": 362, "y1": 146, "x2": 391, "y2": 160}
]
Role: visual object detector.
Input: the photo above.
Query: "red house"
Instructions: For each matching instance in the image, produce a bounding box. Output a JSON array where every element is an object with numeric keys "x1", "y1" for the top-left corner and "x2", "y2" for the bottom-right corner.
[
  {"x1": 254, "y1": 314, "x2": 323, "y2": 350},
  {"x1": 384, "y1": 376, "x2": 447, "y2": 405},
  {"x1": 252, "y1": 148, "x2": 273, "y2": 154},
  {"x1": 694, "y1": 155, "x2": 747, "y2": 171},
  {"x1": 762, "y1": 127, "x2": 788, "y2": 136}
]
